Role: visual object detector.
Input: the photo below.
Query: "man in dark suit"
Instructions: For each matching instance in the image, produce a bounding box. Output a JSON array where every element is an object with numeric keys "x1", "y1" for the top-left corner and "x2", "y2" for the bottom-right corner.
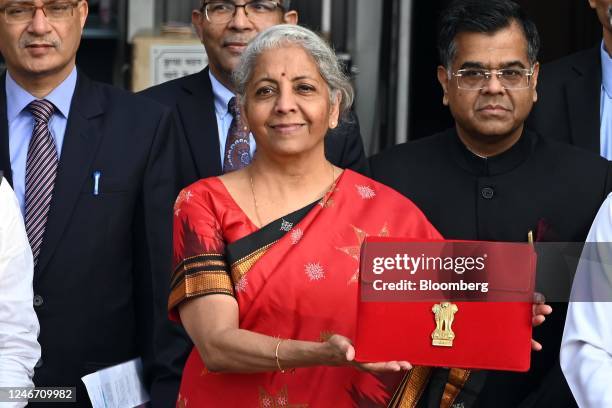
[
  {"x1": 139, "y1": 1, "x2": 369, "y2": 405},
  {"x1": 140, "y1": 0, "x2": 369, "y2": 180},
  {"x1": 527, "y1": 0, "x2": 611, "y2": 158},
  {"x1": 0, "y1": 0, "x2": 178, "y2": 406},
  {"x1": 371, "y1": 0, "x2": 612, "y2": 407}
]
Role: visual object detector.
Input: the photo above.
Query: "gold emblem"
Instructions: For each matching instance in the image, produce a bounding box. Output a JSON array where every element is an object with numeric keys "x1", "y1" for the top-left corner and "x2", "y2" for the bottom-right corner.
[{"x1": 431, "y1": 302, "x2": 459, "y2": 347}]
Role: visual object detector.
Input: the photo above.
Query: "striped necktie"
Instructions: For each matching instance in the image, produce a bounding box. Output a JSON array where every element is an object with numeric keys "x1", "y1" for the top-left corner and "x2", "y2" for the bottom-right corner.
[
  {"x1": 25, "y1": 99, "x2": 58, "y2": 266},
  {"x1": 223, "y1": 97, "x2": 252, "y2": 173}
]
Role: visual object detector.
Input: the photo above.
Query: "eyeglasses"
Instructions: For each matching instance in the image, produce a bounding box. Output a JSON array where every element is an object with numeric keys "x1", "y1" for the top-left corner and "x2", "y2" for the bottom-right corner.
[
  {"x1": 202, "y1": 1, "x2": 283, "y2": 24},
  {"x1": 0, "y1": 1, "x2": 82, "y2": 24},
  {"x1": 452, "y1": 67, "x2": 535, "y2": 90}
]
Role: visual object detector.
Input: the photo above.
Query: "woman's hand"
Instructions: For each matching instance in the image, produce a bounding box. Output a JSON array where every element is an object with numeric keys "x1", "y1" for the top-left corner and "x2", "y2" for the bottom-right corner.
[
  {"x1": 531, "y1": 292, "x2": 553, "y2": 351},
  {"x1": 325, "y1": 334, "x2": 412, "y2": 373}
]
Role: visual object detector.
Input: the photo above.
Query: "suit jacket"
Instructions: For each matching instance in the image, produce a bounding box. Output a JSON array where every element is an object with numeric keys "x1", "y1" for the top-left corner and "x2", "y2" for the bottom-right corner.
[
  {"x1": 0, "y1": 71, "x2": 178, "y2": 407},
  {"x1": 527, "y1": 47, "x2": 602, "y2": 154},
  {"x1": 139, "y1": 67, "x2": 370, "y2": 179},
  {"x1": 370, "y1": 128, "x2": 612, "y2": 408},
  {"x1": 138, "y1": 67, "x2": 370, "y2": 407}
]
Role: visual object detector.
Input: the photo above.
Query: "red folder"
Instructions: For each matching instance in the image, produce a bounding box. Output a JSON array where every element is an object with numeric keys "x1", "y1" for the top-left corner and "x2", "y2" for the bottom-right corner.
[{"x1": 354, "y1": 238, "x2": 536, "y2": 372}]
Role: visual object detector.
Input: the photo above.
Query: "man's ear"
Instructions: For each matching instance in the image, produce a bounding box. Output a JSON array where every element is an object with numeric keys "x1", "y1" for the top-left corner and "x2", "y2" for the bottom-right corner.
[
  {"x1": 78, "y1": 0, "x2": 89, "y2": 30},
  {"x1": 192, "y1": 10, "x2": 205, "y2": 42},
  {"x1": 437, "y1": 65, "x2": 450, "y2": 106},
  {"x1": 283, "y1": 10, "x2": 298, "y2": 25},
  {"x1": 531, "y1": 62, "x2": 540, "y2": 103}
]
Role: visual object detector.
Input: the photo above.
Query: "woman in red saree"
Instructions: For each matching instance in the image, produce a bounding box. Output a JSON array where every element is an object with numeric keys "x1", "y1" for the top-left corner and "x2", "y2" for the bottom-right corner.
[
  {"x1": 171, "y1": 170, "x2": 441, "y2": 407},
  {"x1": 168, "y1": 24, "x2": 441, "y2": 407},
  {"x1": 168, "y1": 22, "x2": 552, "y2": 407}
]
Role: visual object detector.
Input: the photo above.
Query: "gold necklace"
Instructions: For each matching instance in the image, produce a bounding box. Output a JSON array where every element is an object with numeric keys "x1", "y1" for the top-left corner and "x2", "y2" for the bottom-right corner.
[
  {"x1": 249, "y1": 168, "x2": 264, "y2": 228},
  {"x1": 249, "y1": 164, "x2": 336, "y2": 228}
]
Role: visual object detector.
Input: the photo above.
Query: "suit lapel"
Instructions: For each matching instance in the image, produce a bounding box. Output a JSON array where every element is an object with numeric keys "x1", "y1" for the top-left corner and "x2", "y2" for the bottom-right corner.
[
  {"x1": 176, "y1": 67, "x2": 222, "y2": 177},
  {"x1": 565, "y1": 47, "x2": 601, "y2": 152},
  {"x1": 36, "y1": 72, "x2": 104, "y2": 279},
  {"x1": 0, "y1": 72, "x2": 13, "y2": 185}
]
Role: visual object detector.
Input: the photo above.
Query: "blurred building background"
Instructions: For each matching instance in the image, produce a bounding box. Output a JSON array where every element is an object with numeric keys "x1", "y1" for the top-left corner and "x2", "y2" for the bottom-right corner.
[{"x1": 0, "y1": 0, "x2": 604, "y2": 155}]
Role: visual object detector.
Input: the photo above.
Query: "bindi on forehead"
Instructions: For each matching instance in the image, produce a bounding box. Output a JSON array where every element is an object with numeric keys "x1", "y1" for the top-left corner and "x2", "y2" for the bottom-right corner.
[{"x1": 281, "y1": 72, "x2": 286, "y2": 77}]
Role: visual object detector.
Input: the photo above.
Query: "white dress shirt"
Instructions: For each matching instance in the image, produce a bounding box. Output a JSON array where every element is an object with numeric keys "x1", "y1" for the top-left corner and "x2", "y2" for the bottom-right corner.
[
  {"x1": 561, "y1": 194, "x2": 612, "y2": 407},
  {"x1": 0, "y1": 177, "x2": 40, "y2": 407},
  {"x1": 6, "y1": 68, "x2": 76, "y2": 215},
  {"x1": 598, "y1": 41, "x2": 612, "y2": 159}
]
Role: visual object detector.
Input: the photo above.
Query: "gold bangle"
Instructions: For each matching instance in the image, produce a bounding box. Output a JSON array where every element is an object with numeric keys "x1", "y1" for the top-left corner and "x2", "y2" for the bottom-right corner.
[{"x1": 275, "y1": 339, "x2": 286, "y2": 373}]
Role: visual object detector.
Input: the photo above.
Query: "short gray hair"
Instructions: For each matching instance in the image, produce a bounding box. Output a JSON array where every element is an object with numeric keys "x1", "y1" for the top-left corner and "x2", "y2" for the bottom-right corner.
[{"x1": 232, "y1": 24, "x2": 354, "y2": 116}]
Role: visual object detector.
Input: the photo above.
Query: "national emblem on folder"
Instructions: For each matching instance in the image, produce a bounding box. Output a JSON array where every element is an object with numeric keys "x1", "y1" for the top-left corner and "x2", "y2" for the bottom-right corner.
[{"x1": 431, "y1": 302, "x2": 458, "y2": 347}]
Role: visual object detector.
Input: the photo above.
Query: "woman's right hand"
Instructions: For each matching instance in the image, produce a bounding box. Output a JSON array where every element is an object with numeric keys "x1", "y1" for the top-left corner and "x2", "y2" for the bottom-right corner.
[{"x1": 325, "y1": 334, "x2": 412, "y2": 373}]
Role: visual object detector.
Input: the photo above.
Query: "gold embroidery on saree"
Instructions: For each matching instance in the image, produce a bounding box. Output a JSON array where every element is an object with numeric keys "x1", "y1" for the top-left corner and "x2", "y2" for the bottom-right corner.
[
  {"x1": 440, "y1": 368, "x2": 471, "y2": 408},
  {"x1": 388, "y1": 366, "x2": 433, "y2": 408},
  {"x1": 230, "y1": 242, "x2": 276, "y2": 283},
  {"x1": 169, "y1": 253, "x2": 233, "y2": 310}
]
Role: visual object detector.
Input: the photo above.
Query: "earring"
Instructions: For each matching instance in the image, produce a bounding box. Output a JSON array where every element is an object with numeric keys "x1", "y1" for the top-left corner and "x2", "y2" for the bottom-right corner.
[
  {"x1": 243, "y1": 126, "x2": 248, "y2": 131},
  {"x1": 330, "y1": 121, "x2": 337, "y2": 128}
]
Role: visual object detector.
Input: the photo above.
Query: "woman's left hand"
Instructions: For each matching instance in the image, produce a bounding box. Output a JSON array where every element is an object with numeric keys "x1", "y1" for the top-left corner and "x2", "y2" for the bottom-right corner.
[
  {"x1": 326, "y1": 334, "x2": 412, "y2": 373},
  {"x1": 531, "y1": 292, "x2": 553, "y2": 351}
]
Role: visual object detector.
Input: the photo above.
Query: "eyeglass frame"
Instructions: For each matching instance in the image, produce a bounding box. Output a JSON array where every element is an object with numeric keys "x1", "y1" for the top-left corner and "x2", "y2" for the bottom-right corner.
[
  {"x1": 449, "y1": 66, "x2": 537, "y2": 91},
  {"x1": 0, "y1": 0, "x2": 83, "y2": 24},
  {"x1": 200, "y1": 1, "x2": 285, "y2": 24}
]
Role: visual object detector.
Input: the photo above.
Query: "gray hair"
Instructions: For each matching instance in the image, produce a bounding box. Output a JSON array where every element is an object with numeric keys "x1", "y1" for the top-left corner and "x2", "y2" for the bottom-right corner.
[{"x1": 232, "y1": 24, "x2": 354, "y2": 116}]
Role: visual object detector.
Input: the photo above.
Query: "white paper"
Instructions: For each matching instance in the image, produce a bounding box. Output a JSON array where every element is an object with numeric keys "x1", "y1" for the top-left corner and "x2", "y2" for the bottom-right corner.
[{"x1": 81, "y1": 358, "x2": 150, "y2": 408}]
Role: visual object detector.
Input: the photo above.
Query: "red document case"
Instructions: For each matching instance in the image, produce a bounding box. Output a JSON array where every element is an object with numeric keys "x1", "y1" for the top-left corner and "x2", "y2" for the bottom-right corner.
[{"x1": 354, "y1": 238, "x2": 536, "y2": 372}]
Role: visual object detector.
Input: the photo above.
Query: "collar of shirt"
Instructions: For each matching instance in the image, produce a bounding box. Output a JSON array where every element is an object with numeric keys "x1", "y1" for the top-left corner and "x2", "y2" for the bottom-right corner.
[
  {"x1": 601, "y1": 40, "x2": 612, "y2": 99},
  {"x1": 6, "y1": 67, "x2": 77, "y2": 121},
  {"x1": 449, "y1": 127, "x2": 536, "y2": 177},
  {"x1": 209, "y1": 70, "x2": 236, "y2": 118}
]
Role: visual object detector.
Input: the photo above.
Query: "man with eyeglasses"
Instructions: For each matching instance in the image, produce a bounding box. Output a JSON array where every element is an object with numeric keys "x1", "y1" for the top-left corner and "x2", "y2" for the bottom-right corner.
[
  {"x1": 140, "y1": 0, "x2": 368, "y2": 180},
  {"x1": 371, "y1": 0, "x2": 612, "y2": 407},
  {"x1": 528, "y1": 0, "x2": 612, "y2": 160},
  {"x1": 139, "y1": 2, "x2": 368, "y2": 406},
  {"x1": 0, "y1": 0, "x2": 180, "y2": 406}
]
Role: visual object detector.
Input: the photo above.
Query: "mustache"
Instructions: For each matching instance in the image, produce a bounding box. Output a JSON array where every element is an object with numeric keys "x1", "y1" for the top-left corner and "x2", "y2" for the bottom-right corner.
[
  {"x1": 475, "y1": 100, "x2": 512, "y2": 111},
  {"x1": 19, "y1": 36, "x2": 60, "y2": 49},
  {"x1": 222, "y1": 35, "x2": 252, "y2": 46}
]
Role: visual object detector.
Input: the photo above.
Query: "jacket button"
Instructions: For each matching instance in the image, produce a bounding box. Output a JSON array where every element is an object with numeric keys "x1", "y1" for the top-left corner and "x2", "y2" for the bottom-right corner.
[
  {"x1": 35, "y1": 358, "x2": 43, "y2": 368},
  {"x1": 33, "y1": 295, "x2": 44, "y2": 307},
  {"x1": 481, "y1": 187, "x2": 495, "y2": 200}
]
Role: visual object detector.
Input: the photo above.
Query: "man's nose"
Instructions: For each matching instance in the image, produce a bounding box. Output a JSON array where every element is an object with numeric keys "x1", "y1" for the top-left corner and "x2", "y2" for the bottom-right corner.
[
  {"x1": 228, "y1": 5, "x2": 253, "y2": 30},
  {"x1": 28, "y1": 7, "x2": 52, "y2": 35},
  {"x1": 482, "y1": 72, "x2": 505, "y2": 94}
]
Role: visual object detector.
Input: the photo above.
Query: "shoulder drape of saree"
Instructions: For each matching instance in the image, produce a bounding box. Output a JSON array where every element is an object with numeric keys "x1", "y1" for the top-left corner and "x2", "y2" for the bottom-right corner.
[{"x1": 226, "y1": 201, "x2": 317, "y2": 286}]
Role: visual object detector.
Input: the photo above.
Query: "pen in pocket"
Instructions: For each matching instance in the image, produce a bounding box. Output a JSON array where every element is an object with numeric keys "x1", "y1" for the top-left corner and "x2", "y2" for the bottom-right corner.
[{"x1": 93, "y1": 171, "x2": 101, "y2": 196}]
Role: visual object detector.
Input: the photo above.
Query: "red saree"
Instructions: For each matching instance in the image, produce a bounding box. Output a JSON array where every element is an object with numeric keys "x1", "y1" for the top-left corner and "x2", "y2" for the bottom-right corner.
[{"x1": 169, "y1": 170, "x2": 441, "y2": 407}]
